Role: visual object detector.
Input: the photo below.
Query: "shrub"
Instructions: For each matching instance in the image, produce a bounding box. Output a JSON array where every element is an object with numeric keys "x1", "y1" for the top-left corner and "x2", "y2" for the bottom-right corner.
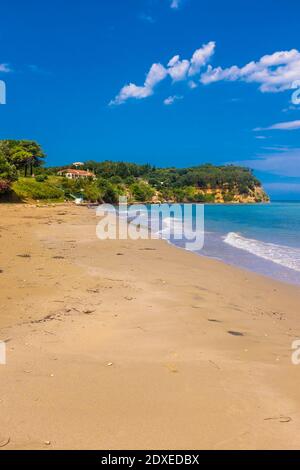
[
  {"x1": 0, "y1": 180, "x2": 12, "y2": 194},
  {"x1": 130, "y1": 182, "x2": 155, "y2": 202},
  {"x1": 109, "y1": 176, "x2": 123, "y2": 185},
  {"x1": 35, "y1": 174, "x2": 48, "y2": 182},
  {"x1": 102, "y1": 186, "x2": 119, "y2": 204},
  {"x1": 203, "y1": 193, "x2": 215, "y2": 203},
  {"x1": 223, "y1": 192, "x2": 235, "y2": 202},
  {"x1": 82, "y1": 184, "x2": 102, "y2": 202},
  {"x1": 0, "y1": 154, "x2": 17, "y2": 194}
]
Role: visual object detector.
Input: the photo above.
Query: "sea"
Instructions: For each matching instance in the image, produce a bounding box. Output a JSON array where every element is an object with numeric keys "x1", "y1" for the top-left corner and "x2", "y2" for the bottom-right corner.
[
  {"x1": 166, "y1": 202, "x2": 300, "y2": 286},
  {"x1": 100, "y1": 201, "x2": 300, "y2": 286}
]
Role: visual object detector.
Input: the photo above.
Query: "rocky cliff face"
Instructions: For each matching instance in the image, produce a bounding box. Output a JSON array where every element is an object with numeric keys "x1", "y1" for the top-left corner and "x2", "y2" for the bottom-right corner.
[
  {"x1": 213, "y1": 186, "x2": 270, "y2": 204},
  {"x1": 152, "y1": 185, "x2": 270, "y2": 204}
]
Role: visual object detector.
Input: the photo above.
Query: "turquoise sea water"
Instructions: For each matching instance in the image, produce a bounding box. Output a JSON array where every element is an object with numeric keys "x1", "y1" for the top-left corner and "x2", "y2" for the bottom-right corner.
[
  {"x1": 170, "y1": 202, "x2": 300, "y2": 285},
  {"x1": 106, "y1": 201, "x2": 300, "y2": 285}
]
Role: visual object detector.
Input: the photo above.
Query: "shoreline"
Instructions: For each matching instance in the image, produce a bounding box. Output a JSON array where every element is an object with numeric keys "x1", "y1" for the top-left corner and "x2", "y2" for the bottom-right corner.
[
  {"x1": 1, "y1": 203, "x2": 300, "y2": 449},
  {"x1": 119, "y1": 201, "x2": 300, "y2": 287},
  {"x1": 165, "y1": 237, "x2": 300, "y2": 288}
]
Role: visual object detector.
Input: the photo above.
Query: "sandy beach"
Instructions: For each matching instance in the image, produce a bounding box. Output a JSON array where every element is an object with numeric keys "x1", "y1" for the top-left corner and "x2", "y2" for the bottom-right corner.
[{"x1": 0, "y1": 203, "x2": 300, "y2": 450}]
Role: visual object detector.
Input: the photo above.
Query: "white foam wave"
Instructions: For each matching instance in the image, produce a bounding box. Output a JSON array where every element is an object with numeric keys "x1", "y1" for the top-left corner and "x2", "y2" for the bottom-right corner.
[
  {"x1": 157, "y1": 217, "x2": 204, "y2": 243},
  {"x1": 224, "y1": 232, "x2": 300, "y2": 272}
]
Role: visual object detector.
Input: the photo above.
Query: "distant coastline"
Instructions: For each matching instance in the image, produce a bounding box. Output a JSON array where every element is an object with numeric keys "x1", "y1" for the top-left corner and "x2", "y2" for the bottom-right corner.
[{"x1": 0, "y1": 140, "x2": 269, "y2": 205}]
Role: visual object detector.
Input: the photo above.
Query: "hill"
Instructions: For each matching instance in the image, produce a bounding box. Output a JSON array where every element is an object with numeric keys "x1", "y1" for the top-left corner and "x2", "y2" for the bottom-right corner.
[{"x1": 0, "y1": 140, "x2": 269, "y2": 203}]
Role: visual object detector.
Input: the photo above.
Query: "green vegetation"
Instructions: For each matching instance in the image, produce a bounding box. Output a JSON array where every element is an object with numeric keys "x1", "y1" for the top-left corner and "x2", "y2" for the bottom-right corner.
[
  {"x1": 0, "y1": 154, "x2": 17, "y2": 194},
  {"x1": 130, "y1": 181, "x2": 155, "y2": 202},
  {"x1": 12, "y1": 178, "x2": 64, "y2": 201},
  {"x1": 0, "y1": 140, "x2": 45, "y2": 195},
  {"x1": 0, "y1": 139, "x2": 269, "y2": 203},
  {"x1": 82, "y1": 160, "x2": 262, "y2": 193}
]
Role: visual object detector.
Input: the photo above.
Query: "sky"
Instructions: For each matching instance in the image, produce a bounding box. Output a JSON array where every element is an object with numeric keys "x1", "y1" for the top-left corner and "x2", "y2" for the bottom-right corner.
[{"x1": 1, "y1": 0, "x2": 300, "y2": 199}]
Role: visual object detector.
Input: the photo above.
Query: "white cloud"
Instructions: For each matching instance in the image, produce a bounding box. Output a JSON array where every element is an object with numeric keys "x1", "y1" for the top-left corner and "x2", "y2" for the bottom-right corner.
[
  {"x1": 167, "y1": 56, "x2": 190, "y2": 81},
  {"x1": 235, "y1": 147, "x2": 300, "y2": 177},
  {"x1": 189, "y1": 41, "x2": 216, "y2": 76},
  {"x1": 262, "y1": 146, "x2": 291, "y2": 152},
  {"x1": 110, "y1": 83, "x2": 153, "y2": 105},
  {"x1": 111, "y1": 43, "x2": 300, "y2": 106},
  {"x1": 0, "y1": 64, "x2": 11, "y2": 73},
  {"x1": 111, "y1": 42, "x2": 215, "y2": 105},
  {"x1": 201, "y1": 48, "x2": 300, "y2": 93},
  {"x1": 254, "y1": 120, "x2": 300, "y2": 131},
  {"x1": 145, "y1": 63, "x2": 168, "y2": 88},
  {"x1": 163, "y1": 95, "x2": 183, "y2": 105},
  {"x1": 110, "y1": 63, "x2": 167, "y2": 105},
  {"x1": 188, "y1": 80, "x2": 198, "y2": 89}
]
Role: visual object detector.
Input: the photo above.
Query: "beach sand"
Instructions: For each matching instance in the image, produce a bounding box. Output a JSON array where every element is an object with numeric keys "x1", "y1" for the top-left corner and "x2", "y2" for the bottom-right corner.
[{"x1": 0, "y1": 203, "x2": 300, "y2": 450}]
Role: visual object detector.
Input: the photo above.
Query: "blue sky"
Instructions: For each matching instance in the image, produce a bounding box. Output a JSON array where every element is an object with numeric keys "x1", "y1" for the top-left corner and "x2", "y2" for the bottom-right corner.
[{"x1": 1, "y1": 0, "x2": 300, "y2": 199}]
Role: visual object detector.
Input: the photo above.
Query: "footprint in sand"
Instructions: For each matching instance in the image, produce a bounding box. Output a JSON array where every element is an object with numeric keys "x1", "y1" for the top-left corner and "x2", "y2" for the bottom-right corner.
[
  {"x1": 227, "y1": 330, "x2": 244, "y2": 337},
  {"x1": 0, "y1": 436, "x2": 10, "y2": 448},
  {"x1": 165, "y1": 363, "x2": 179, "y2": 374}
]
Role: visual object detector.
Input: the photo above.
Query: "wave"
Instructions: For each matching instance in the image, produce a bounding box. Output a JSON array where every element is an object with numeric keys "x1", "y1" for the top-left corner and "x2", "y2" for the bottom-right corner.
[{"x1": 224, "y1": 232, "x2": 300, "y2": 272}]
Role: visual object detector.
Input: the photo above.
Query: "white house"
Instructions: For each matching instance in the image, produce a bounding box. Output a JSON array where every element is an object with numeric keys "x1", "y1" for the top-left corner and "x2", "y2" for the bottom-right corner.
[{"x1": 57, "y1": 168, "x2": 96, "y2": 180}]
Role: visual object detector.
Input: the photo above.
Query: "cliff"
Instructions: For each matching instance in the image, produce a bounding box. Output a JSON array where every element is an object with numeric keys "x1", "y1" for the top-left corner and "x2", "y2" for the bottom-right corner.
[{"x1": 151, "y1": 185, "x2": 269, "y2": 204}]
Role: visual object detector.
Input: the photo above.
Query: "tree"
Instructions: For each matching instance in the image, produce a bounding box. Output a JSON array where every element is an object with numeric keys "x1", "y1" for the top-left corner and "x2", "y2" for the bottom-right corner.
[
  {"x1": 0, "y1": 152, "x2": 17, "y2": 194},
  {"x1": 0, "y1": 140, "x2": 45, "y2": 176},
  {"x1": 130, "y1": 182, "x2": 155, "y2": 202},
  {"x1": 102, "y1": 186, "x2": 119, "y2": 204}
]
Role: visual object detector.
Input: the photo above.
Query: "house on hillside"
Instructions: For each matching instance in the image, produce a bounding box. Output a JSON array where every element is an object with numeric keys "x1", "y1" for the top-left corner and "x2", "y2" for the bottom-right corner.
[
  {"x1": 72, "y1": 162, "x2": 84, "y2": 168},
  {"x1": 57, "y1": 168, "x2": 96, "y2": 180}
]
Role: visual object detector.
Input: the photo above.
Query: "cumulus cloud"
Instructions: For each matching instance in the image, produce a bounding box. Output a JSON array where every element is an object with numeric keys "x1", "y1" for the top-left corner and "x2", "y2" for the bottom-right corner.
[
  {"x1": 145, "y1": 63, "x2": 168, "y2": 88},
  {"x1": 111, "y1": 42, "x2": 215, "y2": 105},
  {"x1": 254, "y1": 120, "x2": 300, "y2": 131},
  {"x1": 111, "y1": 43, "x2": 300, "y2": 106},
  {"x1": 167, "y1": 56, "x2": 190, "y2": 81},
  {"x1": 189, "y1": 41, "x2": 216, "y2": 76},
  {"x1": 200, "y1": 48, "x2": 300, "y2": 93},
  {"x1": 163, "y1": 95, "x2": 183, "y2": 105},
  {"x1": 110, "y1": 63, "x2": 168, "y2": 105}
]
